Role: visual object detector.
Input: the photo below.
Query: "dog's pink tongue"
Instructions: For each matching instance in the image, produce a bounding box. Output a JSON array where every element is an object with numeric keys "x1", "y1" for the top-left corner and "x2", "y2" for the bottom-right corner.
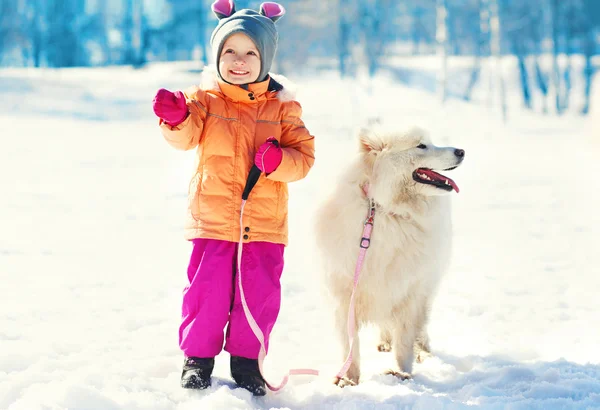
[
  {"x1": 448, "y1": 177, "x2": 459, "y2": 193},
  {"x1": 434, "y1": 170, "x2": 459, "y2": 193},
  {"x1": 421, "y1": 169, "x2": 460, "y2": 193}
]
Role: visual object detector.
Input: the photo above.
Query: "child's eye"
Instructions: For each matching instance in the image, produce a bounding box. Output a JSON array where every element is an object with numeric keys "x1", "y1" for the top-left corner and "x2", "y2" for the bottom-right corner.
[
  {"x1": 224, "y1": 49, "x2": 234, "y2": 54},
  {"x1": 247, "y1": 51, "x2": 257, "y2": 56}
]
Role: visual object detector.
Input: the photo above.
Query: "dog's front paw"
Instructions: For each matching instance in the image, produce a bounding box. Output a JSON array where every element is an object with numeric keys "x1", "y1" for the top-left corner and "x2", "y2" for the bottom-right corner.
[
  {"x1": 333, "y1": 376, "x2": 357, "y2": 388},
  {"x1": 385, "y1": 370, "x2": 412, "y2": 381},
  {"x1": 377, "y1": 342, "x2": 392, "y2": 352}
]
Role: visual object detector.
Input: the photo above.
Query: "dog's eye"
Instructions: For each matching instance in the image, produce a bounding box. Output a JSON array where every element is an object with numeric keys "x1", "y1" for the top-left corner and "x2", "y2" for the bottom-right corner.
[{"x1": 417, "y1": 144, "x2": 427, "y2": 149}]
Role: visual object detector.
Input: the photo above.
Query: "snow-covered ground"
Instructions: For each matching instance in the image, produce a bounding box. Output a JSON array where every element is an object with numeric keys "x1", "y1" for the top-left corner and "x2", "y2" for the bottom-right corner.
[{"x1": 1, "y1": 62, "x2": 599, "y2": 409}]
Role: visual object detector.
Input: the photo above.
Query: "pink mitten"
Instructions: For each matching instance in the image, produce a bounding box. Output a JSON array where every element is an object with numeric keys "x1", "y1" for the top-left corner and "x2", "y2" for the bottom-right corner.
[
  {"x1": 152, "y1": 88, "x2": 189, "y2": 126},
  {"x1": 255, "y1": 137, "x2": 283, "y2": 174}
]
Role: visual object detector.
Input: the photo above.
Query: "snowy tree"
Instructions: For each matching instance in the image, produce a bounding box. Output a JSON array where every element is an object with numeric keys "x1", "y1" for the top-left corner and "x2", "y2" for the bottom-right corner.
[
  {"x1": 360, "y1": 0, "x2": 394, "y2": 77},
  {"x1": 122, "y1": 0, "x2": 145, "y2": 66},
  {"x1": 580, "y1": 0, "x2": 598, "y2": 115},
  {"x1": 488, "y1": 0, "x2": 506, "y2": 121},
  {"x1": 501, "y1": 1, "x2": 538, "y2": 110},
  {"x1": 273, "y1": 0, "x2": 338, "y2": 75},
  {"x1": 0, "y1": 0, "x2": 26, "y2": 65},
  {"x1": 161, "y1": 0, "x2": 211, "y2": 64},
  {"x1": 463, "y1": 0, "x2": 489, "y2": 101},
  {"x1": 92, "y1": 1, "x2": 112, "y2": 65},
  {"x1": 337, "y1": 0, "x2": 356, "y2": 77},
  {"x1": 549, "y1": 0, "x2": 563, "y2": 114},
  {"x1": 409, "y1": 3, "x2": 436, "y2": 55},
  {"x1": 436, "y1": 0, "x2": 448, "y2": 102},
  {"x1": 25, "y1": 0, "x2": 44, "y2": 68},
  {"x1": 45, "y1": 0, "x2": 86, "y2": 67}
]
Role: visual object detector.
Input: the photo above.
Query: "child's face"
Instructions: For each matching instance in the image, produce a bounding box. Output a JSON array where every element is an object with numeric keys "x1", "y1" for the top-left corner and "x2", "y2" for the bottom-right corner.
[{"x1": 219, "y1": 33, "x2": 261, "y2": 84}]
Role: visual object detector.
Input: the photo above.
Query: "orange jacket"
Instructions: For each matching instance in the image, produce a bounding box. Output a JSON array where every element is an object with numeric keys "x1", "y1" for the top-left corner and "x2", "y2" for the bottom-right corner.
[{"x1": 159, "y1": 71, "x2": 315, "y2": 245}]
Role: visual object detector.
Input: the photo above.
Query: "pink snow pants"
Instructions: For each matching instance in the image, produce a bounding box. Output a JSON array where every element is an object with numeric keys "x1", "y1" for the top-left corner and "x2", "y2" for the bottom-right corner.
[{"x1": 179, "y1": 238, "x2": 285, "y2": 359}]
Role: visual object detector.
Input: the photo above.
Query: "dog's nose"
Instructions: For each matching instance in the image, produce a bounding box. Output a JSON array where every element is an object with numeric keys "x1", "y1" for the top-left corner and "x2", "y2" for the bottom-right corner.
[{"x1": 454, "y1": 149, "x2": 465, "y2": 158}]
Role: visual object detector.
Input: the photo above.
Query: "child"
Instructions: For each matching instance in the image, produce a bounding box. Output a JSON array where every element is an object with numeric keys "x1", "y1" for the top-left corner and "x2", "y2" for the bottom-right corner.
[{"x1": 152, "y1": 0, "x2": 315, "y2": 396}]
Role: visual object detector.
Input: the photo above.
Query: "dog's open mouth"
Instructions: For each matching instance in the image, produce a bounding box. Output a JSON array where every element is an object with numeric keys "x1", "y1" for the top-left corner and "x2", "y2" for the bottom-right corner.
[{"x1": 412, "y1": 168, "x2": 459, "y2": 193}]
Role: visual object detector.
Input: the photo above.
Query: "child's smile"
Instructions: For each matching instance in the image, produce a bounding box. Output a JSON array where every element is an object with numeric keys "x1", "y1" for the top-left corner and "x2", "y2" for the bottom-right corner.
[{"x1": 229, "y1": 69, "x2": 251, "y2": 77}]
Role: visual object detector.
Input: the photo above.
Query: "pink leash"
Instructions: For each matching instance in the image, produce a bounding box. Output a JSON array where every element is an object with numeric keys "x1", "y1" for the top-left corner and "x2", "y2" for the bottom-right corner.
[
  {"x1": 238, "y1": 164, "x2": 373, "y2": 389},
  {"x1": 334, "y1": 195, "x2": 376, "y2": 381},
  {"x1": 236, "y1": 199, "x2": 319, "y2": 392}
]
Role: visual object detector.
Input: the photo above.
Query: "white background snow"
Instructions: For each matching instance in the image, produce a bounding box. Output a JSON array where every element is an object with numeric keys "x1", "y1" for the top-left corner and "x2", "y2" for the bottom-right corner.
[{"x1": 1, "y1": 59, "x2": 599, "y2": 409}]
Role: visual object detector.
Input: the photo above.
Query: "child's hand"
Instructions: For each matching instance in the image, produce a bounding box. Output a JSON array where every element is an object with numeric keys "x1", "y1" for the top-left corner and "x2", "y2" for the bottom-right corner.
[
  {"x1": 153, "y1": 88, "x2": 189, "y2": 126},
  {"x1": 255, "y1": 137, "x2": 283, "y2": 174}
]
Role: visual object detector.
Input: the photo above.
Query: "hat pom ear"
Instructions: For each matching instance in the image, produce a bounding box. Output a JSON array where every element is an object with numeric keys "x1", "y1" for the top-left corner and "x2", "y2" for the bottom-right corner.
[
  {"x1": 259, "y1": 2, "x2": 285, "y2": 22},
  {"x1": 212, "y1": 0, "x2": 236, "y2": 19}
]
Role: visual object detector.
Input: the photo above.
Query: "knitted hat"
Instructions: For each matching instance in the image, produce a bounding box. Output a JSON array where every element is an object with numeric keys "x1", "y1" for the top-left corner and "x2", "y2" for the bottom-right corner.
[{"x1": 210, "y1": 0, "x2": 285, "y2": 83}]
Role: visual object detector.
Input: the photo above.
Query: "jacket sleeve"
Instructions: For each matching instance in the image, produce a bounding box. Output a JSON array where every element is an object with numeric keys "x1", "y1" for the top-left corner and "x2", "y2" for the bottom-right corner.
[
  {"x1": 159, "y1": 87, "x2": 208, "y2": 151},
  {"x1": 267, "y1": 101, "x2": 315, "y2": 183}
]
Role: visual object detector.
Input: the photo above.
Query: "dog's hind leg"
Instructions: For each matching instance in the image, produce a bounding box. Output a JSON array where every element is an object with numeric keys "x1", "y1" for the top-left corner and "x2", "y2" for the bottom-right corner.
[
  {"x1": 413, "y1": 301, "x2": 432, "y2": 363},
  {"x1": 414, "y1": 332, "x2": 431, "y2": 363},
  {"x1": 377, "y1": 326, "x2": 392, "y2": 352}
]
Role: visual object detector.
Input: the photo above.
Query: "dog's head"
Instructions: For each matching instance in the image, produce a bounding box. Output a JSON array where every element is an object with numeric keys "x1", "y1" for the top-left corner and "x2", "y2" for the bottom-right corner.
[{"x1": 359, "y1": 126, "x2": 465, "y2": 210}]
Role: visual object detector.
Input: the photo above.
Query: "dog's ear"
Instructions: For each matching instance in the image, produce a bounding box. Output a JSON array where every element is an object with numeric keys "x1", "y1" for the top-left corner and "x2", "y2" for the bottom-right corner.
[{"x1": 359, "y1": 128, "x2": 386, "y2": 154}]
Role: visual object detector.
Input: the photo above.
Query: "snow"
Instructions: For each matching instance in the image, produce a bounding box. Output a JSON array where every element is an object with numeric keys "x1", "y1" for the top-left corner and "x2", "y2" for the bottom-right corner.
[{"x1": 1, "y1": 61, "x2": 599, "y2": 409}]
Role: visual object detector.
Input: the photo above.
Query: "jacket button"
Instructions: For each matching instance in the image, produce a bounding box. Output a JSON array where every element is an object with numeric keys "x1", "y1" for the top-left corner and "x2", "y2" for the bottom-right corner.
[
  {"x1": 244, "y1": 227, "x2": 250, "y2": 232},
  {"x1": 243, "y1": 234, "x2": 249, "y2": 240}
]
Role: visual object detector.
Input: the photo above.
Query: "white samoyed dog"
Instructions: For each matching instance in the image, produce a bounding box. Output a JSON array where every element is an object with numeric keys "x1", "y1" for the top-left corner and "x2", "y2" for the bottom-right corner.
[{"x1": 315, "y1": 126, "x2": 465, "y2": 386}]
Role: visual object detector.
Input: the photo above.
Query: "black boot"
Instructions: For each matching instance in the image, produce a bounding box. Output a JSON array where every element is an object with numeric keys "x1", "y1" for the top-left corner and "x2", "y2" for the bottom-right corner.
[
  {"x1": 181, "y1": 357, "x2": 214, "y2": 389},
  {"x1": 230, "y1": 356, "x2": 267, "y2": 396}
]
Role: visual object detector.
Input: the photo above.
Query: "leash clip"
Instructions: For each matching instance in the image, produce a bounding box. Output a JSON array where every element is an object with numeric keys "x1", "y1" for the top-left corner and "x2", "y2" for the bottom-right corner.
[
  {"x1": 360, "y1": 198, "x2": 376, "y2": 247},
  {"x1": 365, "y1": 198, "x2": 376, "y2": 223}
]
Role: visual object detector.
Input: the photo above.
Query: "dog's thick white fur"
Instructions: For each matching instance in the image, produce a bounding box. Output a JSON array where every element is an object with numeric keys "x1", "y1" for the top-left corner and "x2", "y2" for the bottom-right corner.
[{"x1": 315, "y1": 126, "x2": 465, "y2": 385}]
